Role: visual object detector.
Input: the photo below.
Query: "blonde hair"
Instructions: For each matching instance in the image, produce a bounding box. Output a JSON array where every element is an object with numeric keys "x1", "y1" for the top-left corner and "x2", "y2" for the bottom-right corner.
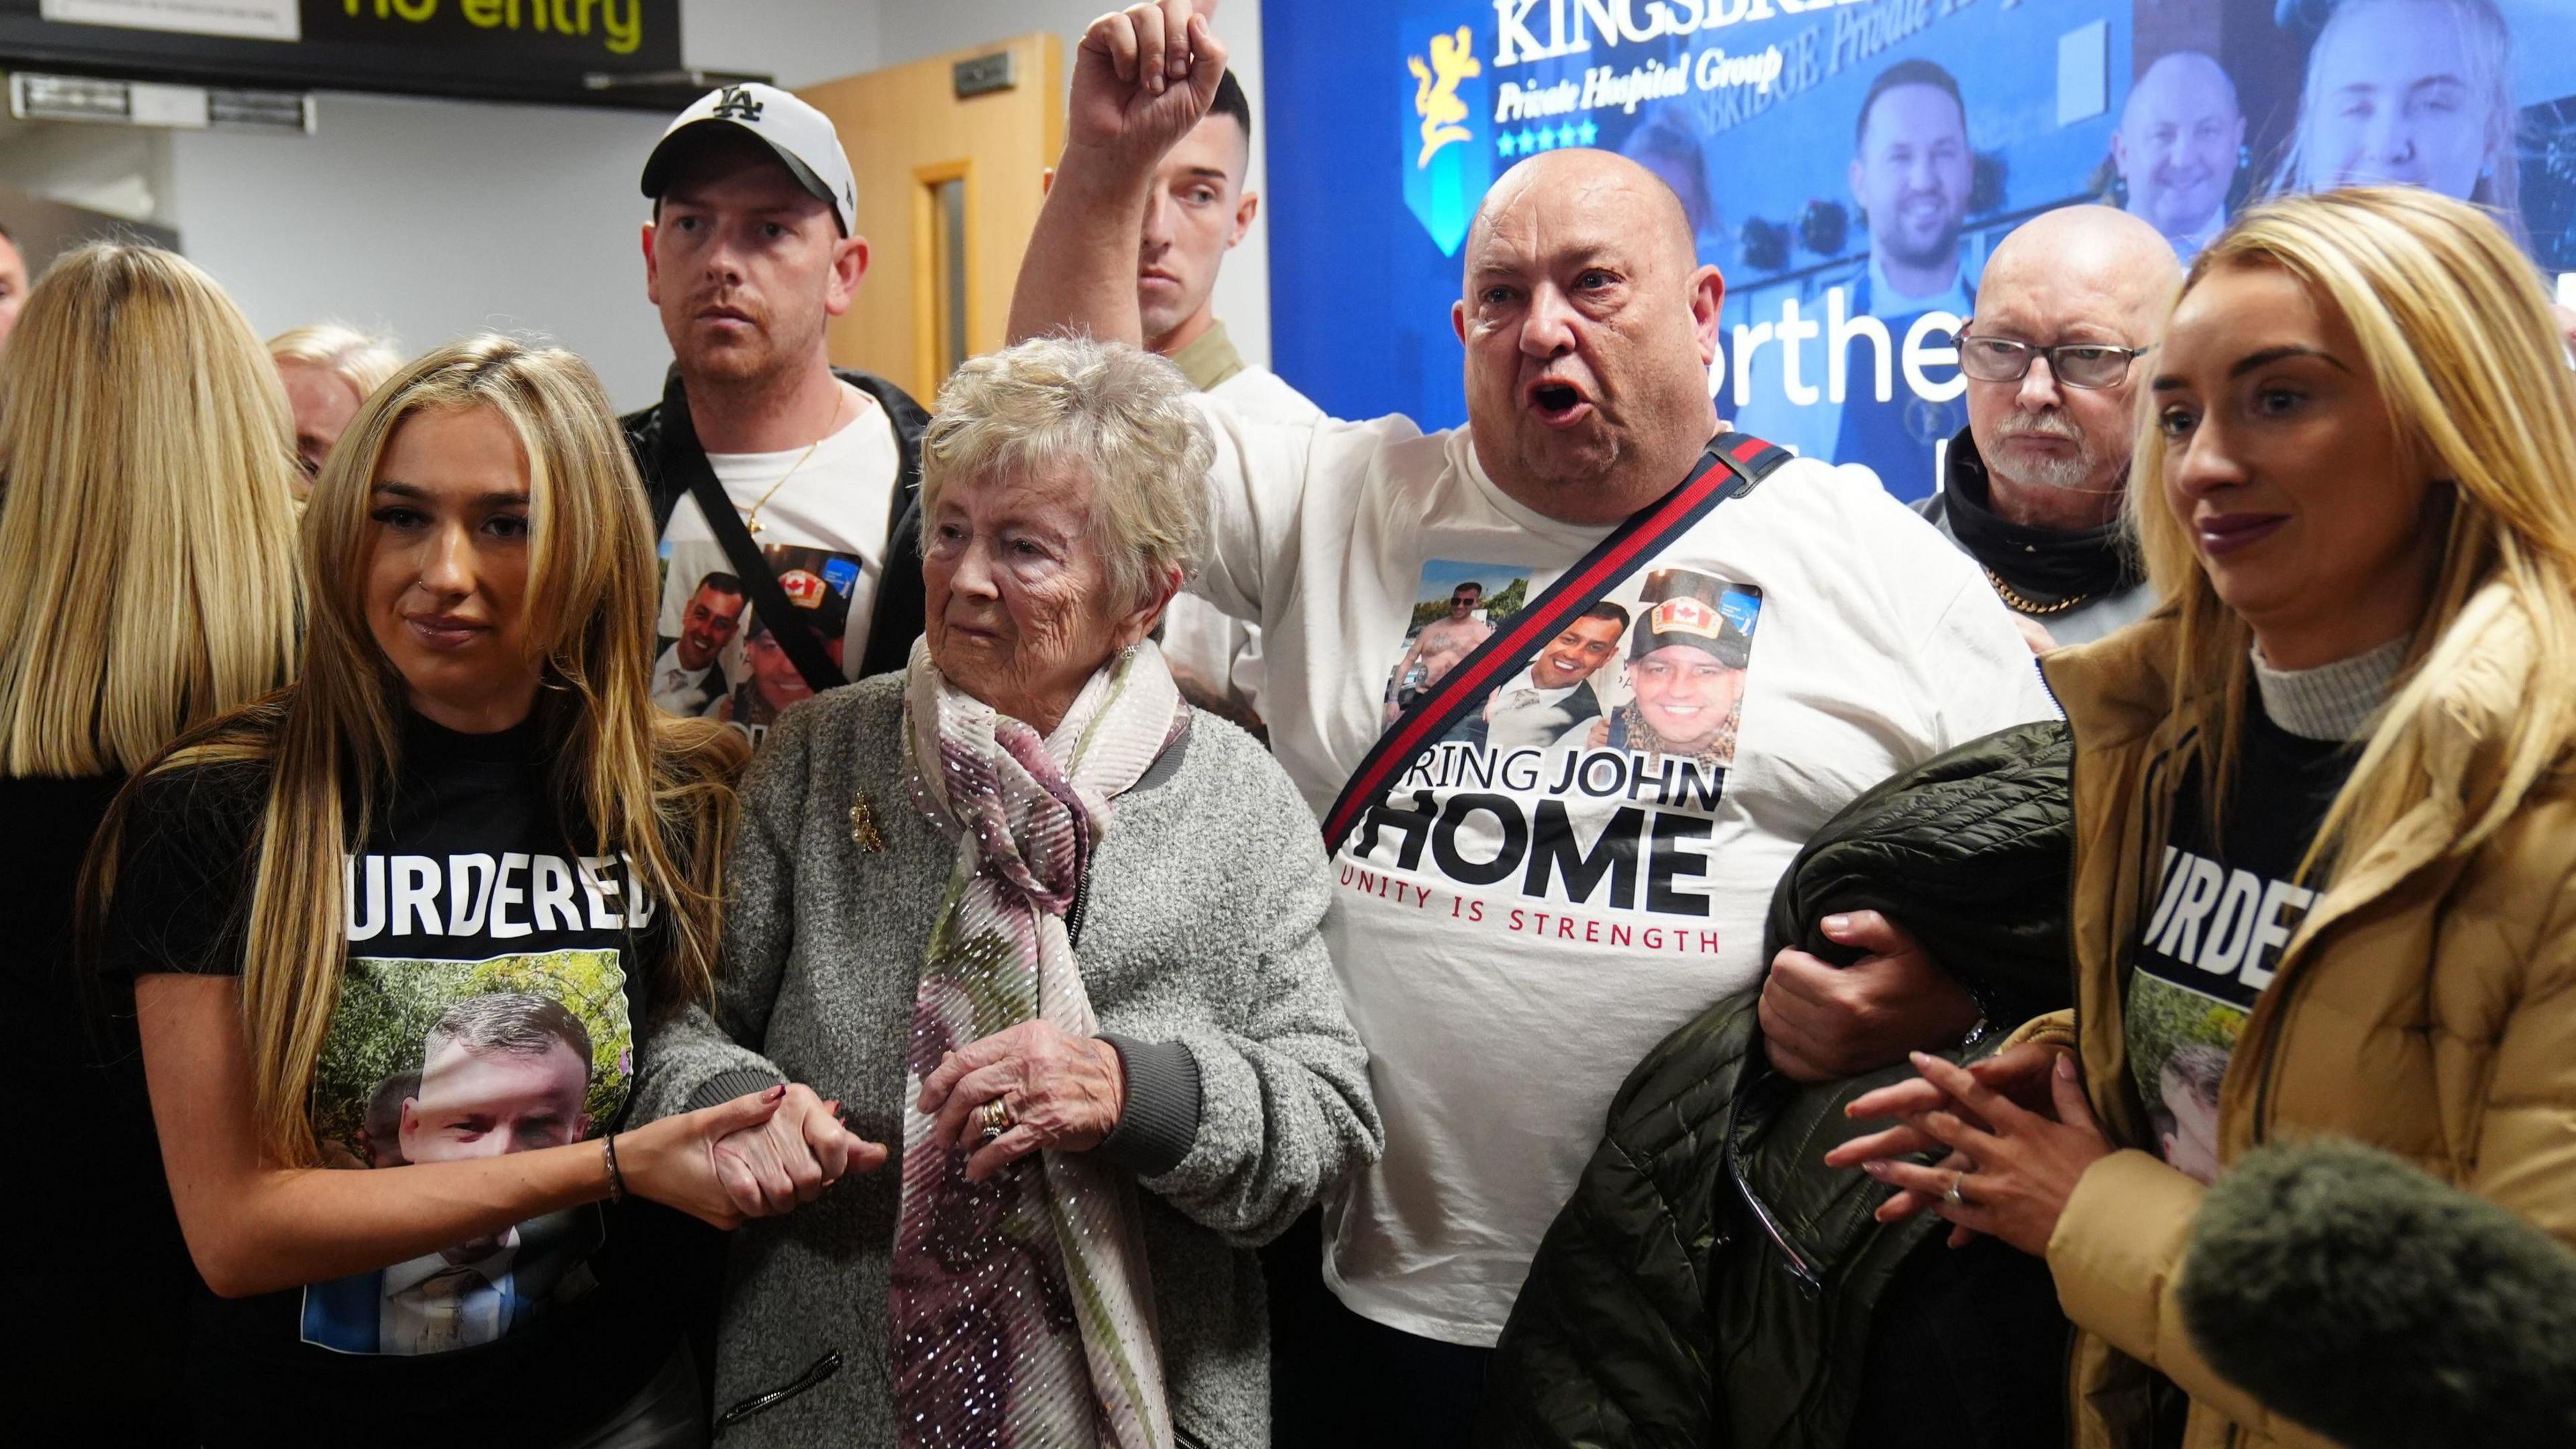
[
  {"x1": 2130, "y1": 186, "x2": 2576, "y2": 872},
  {"x1": 105, "y1": 336, "x2": 745, "y2": 1163},
  {"x1": 268, "y1": 322, "x2": 402, "y2": 400},
  {"x1": 2273, "y1": 0, "x2": 2526, "y2": 250},
  {"x1": 920, "y1": 336, "x2": 1212, "y2": 610},
  {"x1": 0, "y1": 244, "x2": 303, "y2": 777}
]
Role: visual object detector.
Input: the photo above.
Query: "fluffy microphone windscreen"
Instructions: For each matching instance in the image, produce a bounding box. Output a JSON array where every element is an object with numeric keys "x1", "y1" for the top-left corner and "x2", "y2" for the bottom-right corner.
[{"x1": 2180, "y1": 1138, "x2": 2576, "y2": 1449}]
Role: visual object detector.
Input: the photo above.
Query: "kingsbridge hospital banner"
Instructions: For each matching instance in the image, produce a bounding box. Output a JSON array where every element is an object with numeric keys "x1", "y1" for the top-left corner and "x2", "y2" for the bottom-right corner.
[{"x1": 1263, "y1": 0, "x2": 2576, "y2": 500}]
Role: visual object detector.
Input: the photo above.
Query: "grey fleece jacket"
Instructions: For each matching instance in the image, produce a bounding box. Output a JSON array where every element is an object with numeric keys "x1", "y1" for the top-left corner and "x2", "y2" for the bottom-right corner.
[{"x1": 634, "y1": 674, "x2": 1382, "y2": 1448}]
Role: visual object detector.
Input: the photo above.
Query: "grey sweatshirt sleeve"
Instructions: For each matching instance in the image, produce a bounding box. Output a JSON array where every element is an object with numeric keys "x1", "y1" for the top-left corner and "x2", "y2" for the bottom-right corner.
[
  {"x1": 631, "y1": 1000, "x2": 786, "y2": 1121},
  {"x1": 1124, "y1": 746, "x2": 1384, "y2": 1248},
  {"x1": 1094, "y1": 1034, "x2": 1204, "y2": 1178},
  {"x1": 628, "y1": 702, "x2": 819, "y2": 1122}
]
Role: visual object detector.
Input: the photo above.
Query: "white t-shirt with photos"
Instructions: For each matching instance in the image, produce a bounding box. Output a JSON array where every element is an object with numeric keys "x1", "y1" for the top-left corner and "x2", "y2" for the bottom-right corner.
[
  {"x1": 1185, "y1": 401, "x2": 2061, "y2": 1346},
  {"x1": 653, "y1": 389, "x2": 902, "y2": 729}
]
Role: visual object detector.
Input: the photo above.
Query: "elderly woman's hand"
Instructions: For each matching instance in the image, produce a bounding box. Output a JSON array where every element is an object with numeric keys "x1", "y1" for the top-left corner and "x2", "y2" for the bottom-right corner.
[{"x1": 918, "y1": 1022, "x2": 1130, "y2": 1183}]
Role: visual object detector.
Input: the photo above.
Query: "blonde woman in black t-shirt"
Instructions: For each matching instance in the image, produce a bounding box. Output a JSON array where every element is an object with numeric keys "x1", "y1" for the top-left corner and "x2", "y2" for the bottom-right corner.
[{"x1": 92, "y1": 337, "x2": 877, "y2": 1448}]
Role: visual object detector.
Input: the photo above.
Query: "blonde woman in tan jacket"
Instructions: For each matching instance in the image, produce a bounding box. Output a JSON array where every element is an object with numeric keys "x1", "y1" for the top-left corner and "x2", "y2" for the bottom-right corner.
[{"x1": 1837, "y1": 185, "x2": 2576, "y2": 1449}]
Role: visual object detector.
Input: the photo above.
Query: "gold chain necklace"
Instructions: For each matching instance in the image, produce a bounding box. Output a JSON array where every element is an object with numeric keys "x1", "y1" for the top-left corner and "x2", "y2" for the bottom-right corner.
[
  {"x1": 1984, "y1": 566, "x2": 2090, "y2": 617},
  {"x1": 738, "y1": 391, "x2": 848, "y2": 537}
]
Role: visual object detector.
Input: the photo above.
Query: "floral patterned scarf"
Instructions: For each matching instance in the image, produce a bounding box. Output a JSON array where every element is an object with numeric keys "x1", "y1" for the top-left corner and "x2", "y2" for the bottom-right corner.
[{"x1": 891, "y1": 636, "x2": 1189, "y2": 1449}]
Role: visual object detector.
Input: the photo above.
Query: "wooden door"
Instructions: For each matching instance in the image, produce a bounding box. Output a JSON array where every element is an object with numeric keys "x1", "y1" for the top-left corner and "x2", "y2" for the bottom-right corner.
[{"x1": 799, "y1": 34, "x2": 1063, "y2": 403}]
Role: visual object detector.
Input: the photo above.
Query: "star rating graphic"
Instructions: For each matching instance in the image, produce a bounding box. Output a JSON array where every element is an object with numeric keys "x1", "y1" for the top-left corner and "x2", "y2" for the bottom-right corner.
[{"x1": 1496, "y1": 118, "x2": 1599, "y2": 158}]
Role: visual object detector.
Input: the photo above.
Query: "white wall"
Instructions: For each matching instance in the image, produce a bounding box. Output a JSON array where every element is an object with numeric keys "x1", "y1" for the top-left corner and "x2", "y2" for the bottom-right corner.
[
  {"x1": 678, "y1": 0, "x2": 879, "y2": 87},
  {"x1": 168, "y1": 95, "x2": 676, "y2": 407},
  {"x1": 868, "y1": 0, "x2": 1276, "y2": 368},
  {"x1": 154, "y1": 0, "x2": 1269, "y2": 409}
]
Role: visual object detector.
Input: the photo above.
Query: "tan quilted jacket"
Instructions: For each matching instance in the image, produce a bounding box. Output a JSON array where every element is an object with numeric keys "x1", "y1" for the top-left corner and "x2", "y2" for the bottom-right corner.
[{"x1": 2041, "y1": 600, "x2": 2576, "y2": 1449}]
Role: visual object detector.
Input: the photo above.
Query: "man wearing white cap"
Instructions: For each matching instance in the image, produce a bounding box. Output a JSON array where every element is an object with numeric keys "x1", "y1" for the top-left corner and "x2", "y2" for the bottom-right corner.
[{"x1": 624, "y1": 83, "x2": 929, "y2": 739}]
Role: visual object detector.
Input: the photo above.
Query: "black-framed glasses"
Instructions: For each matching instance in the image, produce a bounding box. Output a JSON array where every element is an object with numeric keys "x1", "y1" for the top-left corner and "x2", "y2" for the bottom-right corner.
[{"x1": 1957, "y1": 335, "x2": 2153, "y2": 390}]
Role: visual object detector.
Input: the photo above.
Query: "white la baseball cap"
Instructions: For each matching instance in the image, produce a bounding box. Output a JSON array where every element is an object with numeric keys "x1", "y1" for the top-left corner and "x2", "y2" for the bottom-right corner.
[{"x1": 640, "y1": 83, "x2": 857, "y2": 235}]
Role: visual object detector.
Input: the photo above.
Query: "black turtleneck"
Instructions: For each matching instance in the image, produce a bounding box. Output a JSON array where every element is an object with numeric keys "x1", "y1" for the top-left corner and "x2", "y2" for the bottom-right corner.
[{"x1": 1934, "y1": 428, "x2": 2140, "y2": 605}]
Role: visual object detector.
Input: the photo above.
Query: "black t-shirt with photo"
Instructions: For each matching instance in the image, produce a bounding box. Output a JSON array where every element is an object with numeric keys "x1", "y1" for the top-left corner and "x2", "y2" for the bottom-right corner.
[
  {"x1": 2123, "y1": 704, "x2": 2353, "y2": 1181},
  {"x1": 2122, "y1": 700, "x2": 2353, "y2": 1449},
  {"x1": 99, "y1": 711, "x2": 686, "y2": 1448}
]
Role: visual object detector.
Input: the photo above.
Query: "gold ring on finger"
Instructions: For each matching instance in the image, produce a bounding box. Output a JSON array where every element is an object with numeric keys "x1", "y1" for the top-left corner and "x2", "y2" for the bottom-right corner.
[{"x1": 975, "y1": 1097, "x2": 1016, "y2": 1143}]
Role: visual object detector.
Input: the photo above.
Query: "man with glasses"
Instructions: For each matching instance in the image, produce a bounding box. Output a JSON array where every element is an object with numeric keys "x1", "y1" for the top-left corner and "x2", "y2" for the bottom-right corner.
[{"x1": 1919, "y1": 205, "x2": 2180, "y2": 651}]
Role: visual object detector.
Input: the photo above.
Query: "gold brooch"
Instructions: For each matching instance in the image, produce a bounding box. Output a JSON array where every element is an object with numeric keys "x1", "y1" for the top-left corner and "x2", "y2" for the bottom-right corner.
[{"x1": 849, "y1": 792, "x2": 886, "y2": 853}]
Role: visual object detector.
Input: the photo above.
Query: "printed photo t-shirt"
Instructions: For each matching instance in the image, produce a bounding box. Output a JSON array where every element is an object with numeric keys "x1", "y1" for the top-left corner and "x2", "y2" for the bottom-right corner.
[
  {"x1": 1186, "y1": 403, "x2": 2062, "y2": 1344},
  {"x1": 99, "y1": 710, "x2": 678, "y2": 1448},
  {"x1": 2125, "y1": 702, "x2": 2353, "y2": 1185},
  {"x1": 653, "y1": 391, "x2": 902, "y2": 744}
]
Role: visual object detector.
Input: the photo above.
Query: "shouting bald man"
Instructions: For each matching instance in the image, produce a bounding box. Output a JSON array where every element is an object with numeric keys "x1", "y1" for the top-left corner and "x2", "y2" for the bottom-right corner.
[
  {"x1": 1012, "y1": 4, "x2": 2057, "y2": 1432},
  {"x1": 2113, "y1": 52, "x2": 2246, "y2": 260},
  {"x1": 1921, "y1": 206, "x2": 2182, "y2": 651}
]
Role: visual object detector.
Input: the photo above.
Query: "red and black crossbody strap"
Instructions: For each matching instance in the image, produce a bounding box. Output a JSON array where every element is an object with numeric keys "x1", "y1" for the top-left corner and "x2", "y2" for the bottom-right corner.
[{"x1": 1320, "y1": 432, "x2": 1794, "y2": 852}]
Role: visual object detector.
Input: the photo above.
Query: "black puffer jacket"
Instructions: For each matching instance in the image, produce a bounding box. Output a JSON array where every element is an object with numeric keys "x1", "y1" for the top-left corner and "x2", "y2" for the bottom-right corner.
[
  {"x1": 1485, "y1": 721, "x2": 2074, "y2": 1448},
  {"x1": 623, "y1": 365, "x2": 930, "y2": 683}
]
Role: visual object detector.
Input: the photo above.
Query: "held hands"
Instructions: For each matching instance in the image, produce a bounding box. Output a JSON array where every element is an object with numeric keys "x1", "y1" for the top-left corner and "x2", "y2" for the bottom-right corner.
[
  {"x1": 1826, "y1": 1046, "x2": 2114, "y2": 1256},
  {"x1": 709, "y1": 1083, "x2": 888, "y2": 1219},
  {"x1": 1071, "y1": 1, "x2": 1229, "y2": 162},
  {"x1": 1760, "y1": 911, "x2": 1980, "y2": 1081},
  {"x1": 617, "y1": 1084, "x2": 885, "y2": 1230},
  {"x1": 916, "y1": 1021, "x2": 1129, "y2": 1184}
]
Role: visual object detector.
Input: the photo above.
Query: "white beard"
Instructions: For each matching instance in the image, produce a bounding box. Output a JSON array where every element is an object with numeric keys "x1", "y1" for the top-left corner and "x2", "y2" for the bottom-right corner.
[
  {"x1": 1993, "y1": 413, "x2": 2112, "y2": 494},
  {"x1": 2000, "y1": 444, "x2": 2098, "y2": 492}
]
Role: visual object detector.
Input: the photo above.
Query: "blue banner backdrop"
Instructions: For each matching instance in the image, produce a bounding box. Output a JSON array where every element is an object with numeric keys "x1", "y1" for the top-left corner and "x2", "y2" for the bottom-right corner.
[{"x1": 1265, "y1": 0, "x2": 2576, "y2": 501}]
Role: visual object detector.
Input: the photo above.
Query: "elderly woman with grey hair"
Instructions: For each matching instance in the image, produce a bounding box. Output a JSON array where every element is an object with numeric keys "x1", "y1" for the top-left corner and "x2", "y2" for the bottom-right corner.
[{"x1": 637, "y1": 335, "x2": 1381, "y2": 1448}]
